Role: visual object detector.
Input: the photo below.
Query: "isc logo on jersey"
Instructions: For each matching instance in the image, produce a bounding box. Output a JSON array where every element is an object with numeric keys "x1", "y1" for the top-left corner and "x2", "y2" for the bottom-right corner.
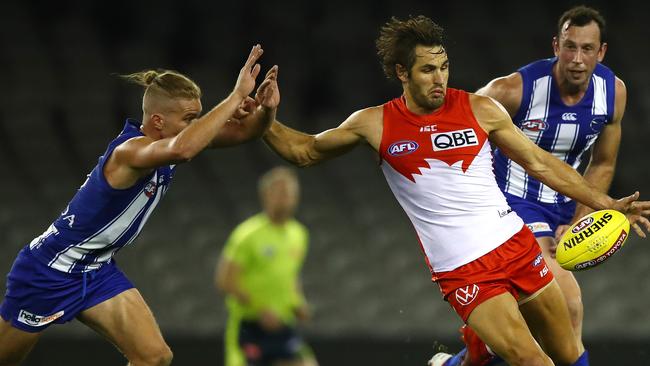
[
  {"x1": 388, "y1": 140, "x2": 419, "y2": 156},
  {"x1": 431, "y1": 128, "x2": 478, "y2": 151}
]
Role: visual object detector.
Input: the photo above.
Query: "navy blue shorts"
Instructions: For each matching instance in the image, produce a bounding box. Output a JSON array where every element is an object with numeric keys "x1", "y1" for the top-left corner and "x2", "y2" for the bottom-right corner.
[
  {"x1": 504, "y1": 192, "x2": 576, "y2": 238},
  {"x1": 0, "y1": 247, "x2": 134, "y2": 332},
  {"x1": 239, "y1": 320, "x2": 304, "y2": 366}
]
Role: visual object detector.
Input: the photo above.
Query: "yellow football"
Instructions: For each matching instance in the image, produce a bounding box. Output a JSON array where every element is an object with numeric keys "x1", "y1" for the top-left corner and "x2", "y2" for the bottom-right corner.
[{"x1": 556, "y1": 209, "x2": 630, "y2": 271}]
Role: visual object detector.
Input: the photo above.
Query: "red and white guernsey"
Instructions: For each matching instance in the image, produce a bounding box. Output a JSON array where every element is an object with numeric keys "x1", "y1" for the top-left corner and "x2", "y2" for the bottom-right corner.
[{"x1": 380, "y1": 88, "x2": 524, "y2": 275}]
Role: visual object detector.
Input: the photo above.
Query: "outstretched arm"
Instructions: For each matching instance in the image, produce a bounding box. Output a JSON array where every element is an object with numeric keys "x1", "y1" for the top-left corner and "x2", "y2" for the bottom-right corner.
[
  {"x1": 114, "y1": 45, "x2": 265, "y2": 170},
  {"x1": 263, "y1": 108, "x2": 377, "y2": 167},
  {"x1": 210, "y1": 65, "x2": 281, "y2": 147},
  {"x1": 472, "y1": 94, "x2": 650, "y2": 235},
  {"x1": 214, "y1": 257, "x2": 250, "y2": 305}
]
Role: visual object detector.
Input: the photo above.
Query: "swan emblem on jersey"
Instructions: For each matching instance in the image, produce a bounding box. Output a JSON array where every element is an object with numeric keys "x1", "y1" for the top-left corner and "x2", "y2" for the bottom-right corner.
[
  {"x1": 521, "y1": 119, "x2": 548, "y2": 132},
  {"x1": 385, "y1": 128, "x2": 485, "y2": 182},
  {"x1": 455, "y1": 284, "x2": 479, "y2": 306},
  {"x1": 144, "y1": 181, "x2": 157, "y2": 198}
]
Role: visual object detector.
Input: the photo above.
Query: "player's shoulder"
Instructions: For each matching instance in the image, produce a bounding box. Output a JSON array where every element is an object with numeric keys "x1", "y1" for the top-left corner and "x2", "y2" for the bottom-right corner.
[
  {"x1": 482, "y1": 72, "x2": 522, "y2": 93},
  {"x1": 468, "y1": 93, "x2": 507, "y2": 114},
  {"x1": 287, "y1": 219, "x2": 309, "y2": 246},
  {"x1": 339, "y1": 105, "x2": 384, "y2": 135},
  {"x1": 229, "y1": 214, "x2": 269, "y2": 242},
  {"x1": 476, "y1": 73, "x2": 522, "y2": 114},
  {"x1": 519, "y1": 57, "x2": 555, "y2": 75},
  {"x1": 614, "y1": 76, "x2": 626, "y2": 94},
  {"x1": 288, "y1": 219, "x2": 309, "y2": 235},
  {"x1": 113, "y1": 135, "x2": 155, "y2": 155},
  {"x1": 346, "y1": 106, "x2": 383, "y2": 124},
  {"x1": 468, "y1": 93, "x2": 511, "y2": 132}
]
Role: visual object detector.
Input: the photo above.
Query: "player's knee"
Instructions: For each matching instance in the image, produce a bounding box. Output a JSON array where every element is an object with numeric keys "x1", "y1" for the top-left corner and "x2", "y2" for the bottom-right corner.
[
  {"x1": 506, "y1": 354, "x2": 549, "y2": 366},
  {"x1": 499, "y1": 345, "x2": 550, "y2": 366},
  {"x1": 0, "y1": 357, "x2": 23, "y2": 366},
  {"x1": 0, "y1": 349, "x2": 31, "y2": 366},
  {"x1": 565, "y1": 297, "x2": 584, "y2": 328},
  {"x1": 134, "y1": 344, "x2": 173, "y2": 366},
  {"x1": 152, "y1": 346, "x2": 173, "y2": 366},
  {"x1": 549, "y1": 343, "x2": 580, "y2": 366}
]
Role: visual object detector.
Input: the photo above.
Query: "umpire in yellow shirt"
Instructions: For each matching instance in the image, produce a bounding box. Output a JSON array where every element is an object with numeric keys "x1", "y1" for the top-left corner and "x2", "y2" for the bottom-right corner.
[{"x1": 216, "y1": 167, "x2": 318, "y2": 366}]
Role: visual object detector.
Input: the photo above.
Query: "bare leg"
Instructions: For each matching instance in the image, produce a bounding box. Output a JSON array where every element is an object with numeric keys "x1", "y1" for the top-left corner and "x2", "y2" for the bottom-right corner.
[
  {"x1": 536, "y1": 236, "x2": 585, "y2": 353},
  {"x1": 0, "y1": 318, "x2": 42, "y2": 366},
  {"x1": 520, "y1": 280, "x2": 581, "y2": 366},
  {"x1": 76, "y1": 288, "x2": 173, "y2": 366},
  {"x1": 466, "y1": 292, "x2": 552, "y2": 366}
]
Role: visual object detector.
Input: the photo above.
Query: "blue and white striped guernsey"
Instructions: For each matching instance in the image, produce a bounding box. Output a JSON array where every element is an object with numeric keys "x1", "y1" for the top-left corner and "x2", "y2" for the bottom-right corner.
[
  {"x1": 493, "y1": 57, "x2": 616, "y2": 204},
  {"x1": 29, "y1": 119, "x2": 175, "y2": 273}
]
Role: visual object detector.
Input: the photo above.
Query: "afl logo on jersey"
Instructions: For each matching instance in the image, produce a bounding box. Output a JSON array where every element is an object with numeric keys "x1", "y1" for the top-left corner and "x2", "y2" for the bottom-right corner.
[
  {"x1": 521, "y1": 119, "x2": 548, "y2": 132},
  {"x1": 144, "y1": 181, "x2": 157, "y2": 198},
  {"x1": 388, "y1": 140, "x2": 419, "y2": 156}
]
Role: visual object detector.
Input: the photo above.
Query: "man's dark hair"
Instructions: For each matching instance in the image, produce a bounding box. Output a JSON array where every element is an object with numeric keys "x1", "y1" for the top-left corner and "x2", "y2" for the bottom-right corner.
[
  {"x1": 557, "y1": 5, "x2": 607, "y2": 43},
  {"x1": 376, "y1": 15, "x2": 445, "y2": 81}
]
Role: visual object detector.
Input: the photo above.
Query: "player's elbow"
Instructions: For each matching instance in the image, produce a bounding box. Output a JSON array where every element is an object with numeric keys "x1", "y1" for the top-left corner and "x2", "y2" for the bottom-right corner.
[
  {"x1": 524, "y1": 161, "x2": 549, "y2": 179},
  {"x1": 515, "y1": 152, "x2": 549, "y2": 179},
  {"x1": 295, "y1": 140, "x2": 325, "y2": 168},
  {"x1": 294, "y1": 149, "x2": 321, "y2": 168},
  {"x1": 296, "y1": 156, "x2": 317, "y2": 168},
  {"x1": 215, "y1": 277, "x2": 226, "y2": 292},
  {"x1": 275, "y1": 144, "x2": 317, "y2": 168},
  {"x1": 168, "y1": 142, "x2": 198, "y2": 163},
  {"x1": 215, "y1": 272, "x2": 232, "y2": 293}
]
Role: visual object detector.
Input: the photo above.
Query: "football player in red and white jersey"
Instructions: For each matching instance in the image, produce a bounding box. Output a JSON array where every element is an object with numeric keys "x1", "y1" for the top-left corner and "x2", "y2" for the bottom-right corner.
[{"x1": 262, "y1": 16, "x2": 650, "y2": 366}]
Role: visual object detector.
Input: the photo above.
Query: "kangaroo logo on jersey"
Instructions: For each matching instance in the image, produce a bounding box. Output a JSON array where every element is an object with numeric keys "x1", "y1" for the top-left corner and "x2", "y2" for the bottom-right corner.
[
  {"x1": 144, "y1": 181, "x2": 157, "y2": 198},
  {"x1": 562, "y1": 112, "x2": 578, "y2": 121},
  {"x1": 521, "y1": 119, "x2": 548, "y2": 132},
  {"x1": 431, "y1": 129, "x2": 478, "y2": 151},
  {"x1": 388, "y1": 140, "x2": 419, "y2": 156},
  {"x1": 590, "y1": 117, "x2": 606, "y2": 132}
]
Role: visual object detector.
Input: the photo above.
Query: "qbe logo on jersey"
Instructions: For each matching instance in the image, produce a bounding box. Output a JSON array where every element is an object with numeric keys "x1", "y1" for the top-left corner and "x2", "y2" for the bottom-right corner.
[{"x1": 431, "y1": 128, "x2": 479, "y2": 151}]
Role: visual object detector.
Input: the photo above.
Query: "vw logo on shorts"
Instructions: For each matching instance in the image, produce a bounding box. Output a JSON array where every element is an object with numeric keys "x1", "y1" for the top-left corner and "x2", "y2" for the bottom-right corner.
[{"x1": 455, "y1": 284, "x2": 479, "y2": 306}]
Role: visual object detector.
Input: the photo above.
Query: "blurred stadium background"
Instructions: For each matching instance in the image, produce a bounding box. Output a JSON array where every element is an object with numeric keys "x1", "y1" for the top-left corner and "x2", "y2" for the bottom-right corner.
[{"x1": 1, "y1": 0, "x2": 648, "y2": 364}]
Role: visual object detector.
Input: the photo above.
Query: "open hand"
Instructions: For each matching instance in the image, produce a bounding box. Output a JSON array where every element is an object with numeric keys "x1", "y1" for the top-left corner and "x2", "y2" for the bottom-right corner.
[
  {"x1": 612, "y1": 191, "x2": 650, "y2": 237},
  {"x1": 232, "y1": 96, "x2": 257, "y2": 120},
  {"x1": 294, "y1": 304, "x2": 312, "y2": 323},
  {"x1": 259, "y1": 309, "x2": 283, "y2": 332},
  {"x1": 255, "y1": 65, "x2": 280, "y2": 109},
  {"x1": 233, "y1": 44, "x2": 263, "y2": 99},
  {"x1": 548, "y1": 225, "x2": 571, "y2": 258}
]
